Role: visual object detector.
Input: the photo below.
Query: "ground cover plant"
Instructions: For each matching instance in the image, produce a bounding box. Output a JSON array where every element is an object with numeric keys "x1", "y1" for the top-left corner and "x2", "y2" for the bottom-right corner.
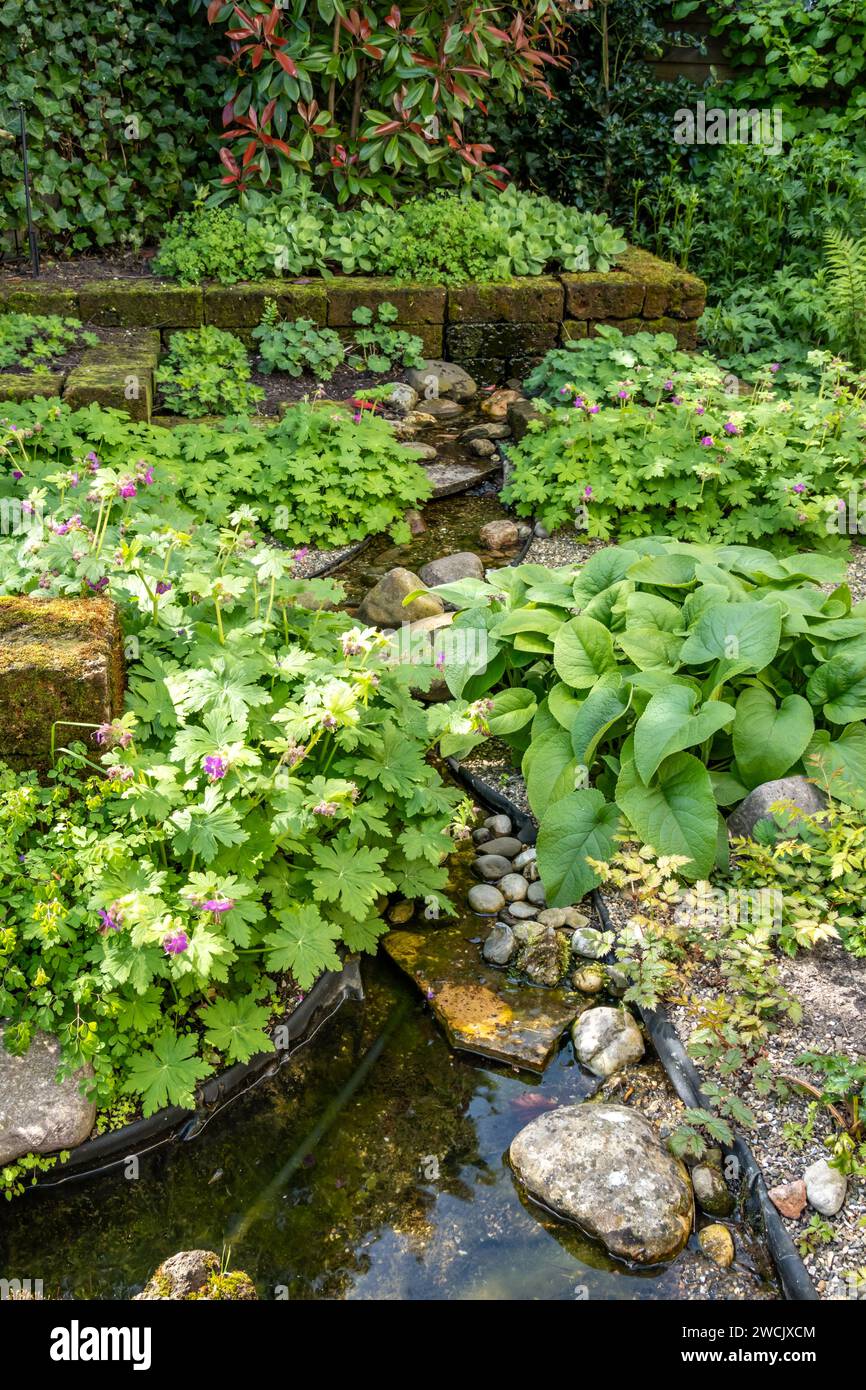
[
  {"x1": 0, "y1": 314, "x2": 98, "y2": 370},
  {"x1": 0, "y1": 396, "x2": 432, "y2": 547},
  {"x1": 252, "y1": 301, "x2": 346, "y2": 379},
  {"x1": 155, "y1": 180, "x2": 626, "y2": 284},
  {"x1": 505, "y1": 328, "x2": 866, "y2": 546},
  {"x1": 156, "y1": 326, "x2": 265, "y2": 418},
  {"x1": 0, "y1": 415, "x2": 462, "y2": 1129},
  {"x1": 429, "y1": 538, "x2": 866, "y2": 910}
]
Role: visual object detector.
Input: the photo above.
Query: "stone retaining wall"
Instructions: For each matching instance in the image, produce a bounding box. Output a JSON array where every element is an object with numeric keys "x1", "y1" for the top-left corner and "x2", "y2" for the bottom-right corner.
[{"x1": 0, "y1": 247, "x2": 705, "y2": 419}]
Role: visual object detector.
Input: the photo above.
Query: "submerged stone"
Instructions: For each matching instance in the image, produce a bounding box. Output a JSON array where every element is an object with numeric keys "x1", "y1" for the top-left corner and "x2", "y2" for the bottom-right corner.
[
  {"x1": 384, "y1": 926, "x2": 584, "y2": 1071},
  {"x1": 513, "y1": 922, "x2": 571, "y2": 988}
]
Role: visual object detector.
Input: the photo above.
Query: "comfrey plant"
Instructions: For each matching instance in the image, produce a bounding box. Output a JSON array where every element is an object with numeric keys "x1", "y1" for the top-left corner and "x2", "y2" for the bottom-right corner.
[
  {"x1": 430, "y1": 538, "x2": 866, "y2": 921},
  {"x1": 0, "y1": 431, "x2": 467, "y2": 1120}
]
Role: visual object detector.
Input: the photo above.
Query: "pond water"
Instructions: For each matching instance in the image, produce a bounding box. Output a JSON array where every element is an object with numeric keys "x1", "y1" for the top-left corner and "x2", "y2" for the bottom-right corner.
[{"x1": 0, "y1": 953, "x2": 778, "y2": 1301}]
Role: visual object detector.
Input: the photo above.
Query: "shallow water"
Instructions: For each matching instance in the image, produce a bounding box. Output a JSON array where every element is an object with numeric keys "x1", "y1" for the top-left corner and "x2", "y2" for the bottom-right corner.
[{"x1": 0, "y1": 953, "x2": 778, "y2": 1301}]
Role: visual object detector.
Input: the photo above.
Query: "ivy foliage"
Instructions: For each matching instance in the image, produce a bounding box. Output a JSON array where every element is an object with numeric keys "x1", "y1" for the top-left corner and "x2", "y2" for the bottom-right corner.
[{"x1": 0, "y1": 0, "x2": 221, "y2": 252}]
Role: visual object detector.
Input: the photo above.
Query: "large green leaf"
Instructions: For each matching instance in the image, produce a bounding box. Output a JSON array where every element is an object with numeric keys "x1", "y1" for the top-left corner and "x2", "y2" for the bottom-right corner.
[
  {"x1": 570, "y1": 673, "x2": 631, "y2": 767},
  {"x1": 633, "y1": 686, "x2": 735, "y2": 784},
  {"x1": 553, "y1": 615, "x2": 617, "y2": 689},
  {"x1": 536, "y1": 789, "x2": 621, "y2": 907},
  {"x1": 617, "y1": 750, "x2": 718, "y2": 880},
  {"x1": 523, "y1": 726, "x2": 577, "y2": 820},
  {"x1": 486, "y1": 687, "x2": 537, "y2": 736},
  {"x1": 806, "y1": 652, "x2": 866, "y2": 724},
  {"x1": 732, "y1": 686, "x2": 814, "y2": 788},
  {"x1": 616, "y1": 591, "x2": 684, "y2": 671},
  {"x1": 804, "y1": 723, "x2": 866, "y2": 808},
  {"x1": 679, "y1": 599, "x2": 782, "y2": 683}
]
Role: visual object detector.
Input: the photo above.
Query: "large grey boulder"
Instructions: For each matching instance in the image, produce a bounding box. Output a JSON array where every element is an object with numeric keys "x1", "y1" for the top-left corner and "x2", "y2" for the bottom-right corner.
[
  {"x1": 0, "y1": 1028, "x2": 96, "y2": 1164},
  {"x1": 727, "y1": 776, "x2": 827, "y2": 841},
  {"x1": 357, "y1": 567, "x2": 444, "y2": 628},
  {"x1": 571, "y1": 1006, "x2": 645, "y2": 1077},
  {"x1": 483, "y1": 923, "x2": 517, "y2": 966},
  {"x1": 419, "y1": 552, "x2": 484, "y2": 589},
  {"x1": 510, "y1": 1103, "x2": 694, "y2": 1263},
  {"x1": 406, "y1": 359, "x2": 477, "y2": 402}
]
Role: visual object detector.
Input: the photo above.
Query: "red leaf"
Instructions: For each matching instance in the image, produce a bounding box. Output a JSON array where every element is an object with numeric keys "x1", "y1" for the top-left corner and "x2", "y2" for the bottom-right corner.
[{"x1": 275, "y1": 50, "x2": 298, "y2": 76}]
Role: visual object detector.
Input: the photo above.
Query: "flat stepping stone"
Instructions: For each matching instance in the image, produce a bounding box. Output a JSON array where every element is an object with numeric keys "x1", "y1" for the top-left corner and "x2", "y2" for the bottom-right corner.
[
  {"x1": 422, "y1": 461, "x2": 498, "y2": 498},
  {"x1": 384, "y1": 926, "x2": 584, "y2": 1072}
]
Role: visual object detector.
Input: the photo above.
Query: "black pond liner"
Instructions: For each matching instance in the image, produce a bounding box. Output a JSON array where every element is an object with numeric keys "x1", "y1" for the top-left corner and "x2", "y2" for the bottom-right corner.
[
  {"x1": 447, "y1": 758, "x2": 819, "y2": 1303},
  {"x1": 27, "y1": 959, "x2": 364, "y2": 1192}
]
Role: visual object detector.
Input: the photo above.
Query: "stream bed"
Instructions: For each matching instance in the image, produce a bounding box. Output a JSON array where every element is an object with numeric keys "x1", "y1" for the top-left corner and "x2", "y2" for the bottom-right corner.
[{"x1": 0, "y1": 952, "x2": 778, "y2": 1301}]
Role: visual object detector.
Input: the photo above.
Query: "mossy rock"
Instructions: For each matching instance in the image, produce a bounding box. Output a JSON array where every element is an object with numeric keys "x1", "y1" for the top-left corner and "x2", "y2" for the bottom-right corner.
[
  {"x1": 82, "y1": 329, "x2": 160, "y2": 369},
  {"x1": 203, "y1": 280, "x2": 327, "y2": 329},
  {"x1": 63, "y1": 358, "x2": 153, "y2": 421},
  {"x1": 561, "y1": 270, "x2": 646, "y2": 320},
  {"x1": 616, "y1": 247, "x2": 706, "y2": 320},
  {"x1": 0, "y1": 596, "x2": 124, "y2": 768},
  {"x1": 448, "y1": 278, "x2": 563, "y2": 324},
  {"x1": 335, "y1": 321, "x2": 443, "y2": 358},
  {"x1": 0, "y1": 284, "x2": 79, "y2": 316},
  {"x1": 77, "y1": 279, "x2": 202, "y2": 328},
  {"x1": 326, "y1": 277, "x2": 446, "y2": 326},
  {"x1": 0, "y1": 373, "x2": 65, "y2": 403}
]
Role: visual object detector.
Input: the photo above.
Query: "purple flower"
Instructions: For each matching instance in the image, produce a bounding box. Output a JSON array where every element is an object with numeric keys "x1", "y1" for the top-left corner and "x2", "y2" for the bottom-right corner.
[
  {"x1": 163, "y1": 931, "x2": 189, "y2": 955},
  {"x1": 663, "y1": 379, "x2": 675, "y2": 391},
  {"x1": 586, "y1": 403, "x2": 600, "y2": 415},
  {"x1": 12, "y1": 469, "x2": 23, "y2": 480},
  {"x1": 584, "y1": 484, "x2": 593, "y2": 499},
  {"x1": 87, "y1": 577, "x2": 109, "y2": 593},
  {"x1": 68, "y1": 472, "x2": 79, "y2": 488},
  {"x1": 572, "y1": 396, "x2": 584, "y2": 409},
  {"x1": 769, "y1": 363, "x2": 780, "y2": 374},
  {"x1": 94, "y1": 721, "x2": 132, "y2": 749},
  {"x1": 792, "y1": 483, "x2": 806, "y2": 494},
  {"x1": 558, "y1": 386, "x2": 569, "y2": 396},
  {"x1": 700, "y1": 435, "x2": 715, "y2": 448},
  {"x1": 671, "y1": 395, "x2": 683, "y2": 406},
  {"x1": 203, "y1": 754, "x2": 227, "y2": 781},
  {"x1": 107, "y1": 765, "x2": 134, "y2": 782},
  {"x1": 98, "y1": 906, "x2": 123, "y2": 933},
  {"x1": 156, "y1": 580, "x2": 172, "y2": 595},
  {"x1": 201, "y1": 898, "x2": 235, "y2": 914},
  {"x1": 118, "y1": 478, "x2": 137, "y2": 500},
  {"x1": 617, "y1": 389, "x2": 629, "y2": 401},
  {"x1": 695, "y1": 405, "x2": 705, "y2": 416},
  {"x1": 136, "y1": 464, "x2": 154, "y2": 486},
  {"x1": 292, "y1": 546, "x2": 310, "y2": 567},
  {"x1": 723, "y1": 421, "x2": 739, "y2": 436},
  {"x1": 435, "y1": 651, "x2": 446, "y2": 671},
  {"x1": 86, "y1": 452, "x2": 100, "y2": 471},
  {"x1": 313, "y1": 800, "x2": 339, "y2": 816}
]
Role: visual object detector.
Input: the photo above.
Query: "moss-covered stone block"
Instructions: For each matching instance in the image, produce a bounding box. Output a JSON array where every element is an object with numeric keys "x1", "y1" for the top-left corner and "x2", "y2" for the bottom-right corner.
[
  {"x1": 617, "y1": 247, "x2": 706, "y2": 320},
  {"x1": 203, "y1": 281, "x2": 327, "y2": 329},
  {"x1": 561, "y1": 270, "x2": 646, "y2": 320},
  {"x1": 560, "y1": 321, "x2": 588, "y2": 342},
  {"x1": 0, "y1": 284, "x2": 79, "y2": 316},
  {"x1": 0, "y1": 596, "x2": 124, "y2": 767},
  {"x1": 63, "y1": 355, "x2": 153, "y2": 421},
  {"x1": 448, "y1": 278, "x2": 563, "y2": 323},
  {"x1": 336, "y1": 322, "x2": 443, "y2": 358},
  {"x1": 327, "y1": 278, "x2": 446, "y2": 326},
  {"x1": 446, "y1": 322, "x2": 559, "y2": 363},
  {"x1": 587, "y1": 315, "x2": 699, "y2": 349},
  {"x1": 0, "y1": 373, "x2": 65, "y2": 403},
  {"x1": 77, "y1": 280, "x2": 202, "y2": 328},
  {"x1": 80, "y1": 329, "x2": 161, "y2": 369}
]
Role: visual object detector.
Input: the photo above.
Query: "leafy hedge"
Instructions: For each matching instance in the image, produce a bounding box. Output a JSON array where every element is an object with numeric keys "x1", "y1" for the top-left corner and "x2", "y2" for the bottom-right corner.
[{"x1": 0, "y1": 0, "x2": 221, "y2": 253}]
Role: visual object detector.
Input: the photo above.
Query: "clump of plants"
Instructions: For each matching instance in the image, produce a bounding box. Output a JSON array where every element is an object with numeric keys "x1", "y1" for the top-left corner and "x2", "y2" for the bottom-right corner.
[
  {"x1": 152, "y1": 205, "x2": 268, "y2": 286},
  {"x1": 0, "y1": 396, "x2": 432, "y2": 548},
  {"x1": 155, "y1": 179, "x2": 626, "y2": 285},
  {"x1": 252, "y1": 301, "x2": 345, "y2": 379},
  {"x1": 156, "y1": 327, "x2": 265, "y2": 417},
  {"x1": 506, "y1": 331, "x2": 865, "y2": 546},
  {"x1": 524, "y1": 325, "x2": 723, "y2": 406},
  {"x1": 433, "y1": 538, "x2": 866, "y2": 913},
  {"x1": 346, "y1": 304, "x2": 423, "y2": 374},
  {"x1": 0, "y1": 430, "x2": 461, "y2": 1121},
  {"x1": 0, "y1": 313, "x2": 98, "y2": 370}
]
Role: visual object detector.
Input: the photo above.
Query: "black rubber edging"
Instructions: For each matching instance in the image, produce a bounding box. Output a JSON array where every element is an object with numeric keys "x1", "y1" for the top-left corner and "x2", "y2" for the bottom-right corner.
[
  {"x1": 447, "y1": 759, "x2": 819, "y2": 1303},
  {"x1": 26, "y1": 959, "x2": 364, "y2": 1192}
]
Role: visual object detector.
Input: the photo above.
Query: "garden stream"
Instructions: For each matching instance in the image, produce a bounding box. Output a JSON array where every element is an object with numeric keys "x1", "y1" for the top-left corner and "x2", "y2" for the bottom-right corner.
[{"x1": 0, "y1": 413, "x2": 780, "y2": 1301}]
